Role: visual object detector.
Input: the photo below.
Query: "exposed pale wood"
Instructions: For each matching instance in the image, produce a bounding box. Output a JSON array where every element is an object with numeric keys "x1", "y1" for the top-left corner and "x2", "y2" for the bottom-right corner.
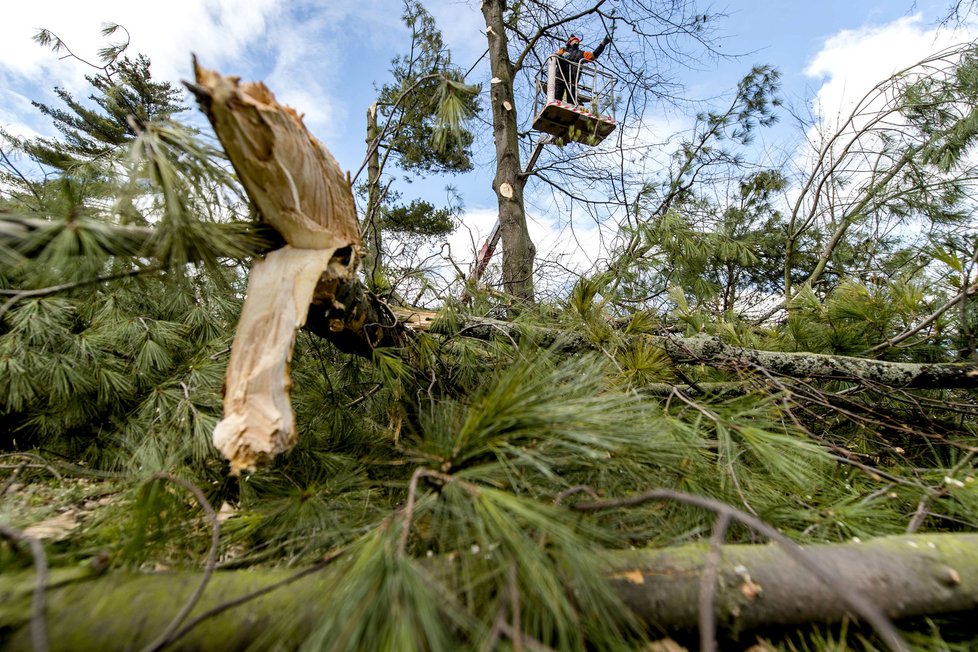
[
  {"x1": 190, "y1": 61, "x2": 359, "y2": 250},
  {"x1": 188, "y1": 63, "x2": 361, "y2": 472},
  {"x1": 212, "y1": 247, "x2": 341, "y2": 474}
]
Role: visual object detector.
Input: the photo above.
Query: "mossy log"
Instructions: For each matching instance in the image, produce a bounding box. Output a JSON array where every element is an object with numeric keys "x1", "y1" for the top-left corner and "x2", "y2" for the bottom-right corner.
[
  {"x1": 399, "y1": 312, "x2": 978, "y2": 390},
  {"x1": 2, "y1": 534, "x2": 977, "y2": 650},
  {"x1": 653, "y1": 333, "x2": 978, "y2": 390}
]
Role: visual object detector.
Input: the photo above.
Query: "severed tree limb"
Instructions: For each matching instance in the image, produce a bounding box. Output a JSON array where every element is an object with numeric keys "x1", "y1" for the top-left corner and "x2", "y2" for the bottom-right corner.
[
  {"x1": 655, "y1": 333, "x2": 978, "y2": 390},
  {"x1": 188, "y1": 61, "x2": 359, "y2": 251},
  {"x1": 398, "y1": 310, "x2": 978, "y2": 390},
  {"x1": 605, "y1": 533, "x2": 978, "y2": 635},
  {"x1": 432, "y1": 312, "x2": 978, "y2": 389},
  {"x1": 2, "y1": 533, "x2": 977, "y2": 650},
  {"x1": 211, "y1": 246, "x2": 346, "y2": 472},
  {"x1": 187, "y1": 62, "x2": 365, "y2": 472}
]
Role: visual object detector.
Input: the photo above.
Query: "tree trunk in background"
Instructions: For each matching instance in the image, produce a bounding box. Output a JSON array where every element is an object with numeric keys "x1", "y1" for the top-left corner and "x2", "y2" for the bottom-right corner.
[
  {"x1": 362, "y1": 103, "x2": 382, "y2": 286},
  {"x1": 481, "y1": 0, "x2": 536, "y2": 303}
]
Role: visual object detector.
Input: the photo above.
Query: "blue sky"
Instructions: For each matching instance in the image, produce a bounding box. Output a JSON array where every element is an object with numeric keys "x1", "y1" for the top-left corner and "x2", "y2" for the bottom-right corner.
[{"x1": 1, "y1": 0, "x2": 975, "y2": 283}]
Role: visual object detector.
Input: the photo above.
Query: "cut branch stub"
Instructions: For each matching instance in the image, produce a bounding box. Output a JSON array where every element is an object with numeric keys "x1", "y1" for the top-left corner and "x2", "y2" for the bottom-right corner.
[{"x1": 189, "y1": 62, "x2": 361, "y2": 473}]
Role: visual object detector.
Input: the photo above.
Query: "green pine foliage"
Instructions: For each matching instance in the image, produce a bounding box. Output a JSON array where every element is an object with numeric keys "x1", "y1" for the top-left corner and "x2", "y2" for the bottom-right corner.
[
  {"x1": 0, "y1": 30, "x2": 254, "y2": 479},
  {"x1": 3, "y1": 24, "x2": 978, "y2": 652}
]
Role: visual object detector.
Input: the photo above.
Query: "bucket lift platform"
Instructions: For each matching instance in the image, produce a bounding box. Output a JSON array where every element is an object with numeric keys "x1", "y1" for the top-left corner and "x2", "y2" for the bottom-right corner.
[
  {"x1": 532, "y1": 101, "x2": 616, "y2": 145},
  {"x1": 462, "y1": 54, "x2": 619, "y2": 298},
  {"x1": 531, "y1": 54, "x2": 617, "y2": 145}
]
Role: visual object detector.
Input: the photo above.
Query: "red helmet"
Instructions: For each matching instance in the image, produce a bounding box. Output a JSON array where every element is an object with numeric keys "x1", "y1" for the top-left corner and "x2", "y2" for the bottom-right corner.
[{"x1": 566, "y1": 35, "x2": 581, "y2": 46}]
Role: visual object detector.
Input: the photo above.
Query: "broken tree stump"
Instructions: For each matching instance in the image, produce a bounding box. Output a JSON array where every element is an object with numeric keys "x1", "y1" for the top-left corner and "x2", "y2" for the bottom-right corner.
[{"x1": 188, "y1": 62, "x2": 362, "y2": 473}]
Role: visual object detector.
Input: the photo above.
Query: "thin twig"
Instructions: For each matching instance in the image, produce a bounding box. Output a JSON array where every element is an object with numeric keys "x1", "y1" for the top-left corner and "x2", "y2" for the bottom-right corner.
[
  {"x1": 571, "y1": 488, "x2": 910, "y2": 652},
  {"x1": 0, "y1": 266, "x2": 161, "y2": 322},
  {"x1": 0, "y1": 462, "x2": 28, "y2": 496},
  {"x1": 0, "y1": 146, "x2": 43, "y2": 206},
  {"x1": 497, "y1": 622, "x2": 558, "y2": 652},
  {"x1": 398, "y1": 468, "x2": 457, "y2": 556},
  {"x1": 164, "y1": 549, "x2": 344, "y2": 648},
  {"x1": 669, "y1": 389, "x2": 758, "y2": 515},
  {"x1": 399, "y1": 468, "x2": 427, "y2": 556},
  {"x1": 509, "y1": 564, "x2": 523, "y2": 652},
  {"x1": 553, "y1": 485, "x2": 600, "y2": 505},
  {"x1": 698, "y1": 513, "x2": 730, "y2": 652},
  {"x1": 345, "y1": 383, "x2": 383, "y2": 409},
  {"x1": 0, "y1": 453, "x2": 63, "y2": 481},
  {"x1": 140, "y1": 474, "x2": 221, "y2": 652},
  {"x1": 482, "y1": 601, "x2": 509, "y2": 652},
  {"x1": 906, "y1": 490, "x2": 939, "y2": 534},
  {"x1": 864, "y1": 281, "x2": 978, "y2": 355},
  {"x1": 0, "y1": 524, "x2": 49, "y2": 652}
]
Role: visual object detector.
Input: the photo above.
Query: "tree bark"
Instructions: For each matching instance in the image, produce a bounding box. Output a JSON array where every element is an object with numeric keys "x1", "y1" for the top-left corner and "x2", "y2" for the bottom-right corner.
[
  {"x1": 362, "y1": 102, "x2": 382, "y2": 285},
  {"x1": 655, "y1": 333, "x2": 978, "y2": 389},
  {"x1": 396, "y1": 311, "x2": 978, "y2": 389},
  {"x1": 607, "y1": 532, "x2": 978, "y2": 632},
  {"x1": 3, "y1": 533, "x2": 977, "y2": 650},
  {"x1": 481, "y1": 0, "x2": 536, "y2": 303},
  {"x1": 188, "y1": 62, "x2": 363, "y2": 473}
]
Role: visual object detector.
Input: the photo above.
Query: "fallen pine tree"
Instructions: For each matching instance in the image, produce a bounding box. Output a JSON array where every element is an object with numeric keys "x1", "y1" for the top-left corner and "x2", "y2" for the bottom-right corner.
[
  {"x1": 178, "y1": 63, "x2": 978, "y2": 473},
  {"x1": 5, "y1": 57, "x2": 978, "y2": 652}
]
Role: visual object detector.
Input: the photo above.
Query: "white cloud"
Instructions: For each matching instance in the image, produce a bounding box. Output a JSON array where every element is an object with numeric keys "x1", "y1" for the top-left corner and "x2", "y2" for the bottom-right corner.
[
  {"x1": 805, "y1": 14, "x2": 978, "y2": 128},
  {"x1": 425, "y1": 0, "x2": 487, "y2": 69},
  {"x1": 0, "y1": 0, "x2": 413, "y2": 149},
  {"x1": 449, "y1": 207, "x2": 500, "y2": 267},
  {"x1": 0, "y1": 0, "x2": 282, "y2": 83},
  {"x1": 0, "y1": 0, "x2": 293, "y2": 151}
]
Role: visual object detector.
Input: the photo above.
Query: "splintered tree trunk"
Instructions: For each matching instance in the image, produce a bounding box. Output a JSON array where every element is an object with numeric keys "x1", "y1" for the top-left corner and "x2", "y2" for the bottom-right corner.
[
  {"x1": 188, "y1": 63, "x2": 373, "y2": 473},
  {"x1": 4, "y1": 534, "x2": 977, "y2": 650},
  {"x1": 209, "y1": 247, "x2": 345, "y2": 472},
  {"x1": 481, "y1": 0, "x2": 536, "y2": 303}
]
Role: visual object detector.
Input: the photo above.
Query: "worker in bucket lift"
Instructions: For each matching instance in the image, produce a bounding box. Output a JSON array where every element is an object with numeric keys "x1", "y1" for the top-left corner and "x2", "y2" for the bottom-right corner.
[{"x1": 553, "y1": 33, "x2": 611, "y2": 106}]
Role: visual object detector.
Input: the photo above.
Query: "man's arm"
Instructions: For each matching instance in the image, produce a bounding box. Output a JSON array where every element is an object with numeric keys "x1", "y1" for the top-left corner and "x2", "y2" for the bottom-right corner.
[{"x1": 590, "y1": 35, "x2": 612, "y2": 60}]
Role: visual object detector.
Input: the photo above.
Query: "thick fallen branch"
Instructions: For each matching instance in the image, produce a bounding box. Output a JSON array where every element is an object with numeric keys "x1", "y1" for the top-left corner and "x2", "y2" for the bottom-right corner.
[
  {"x1": 607, "y1": 533, "x2": 978, "y2": 632},
  {"x1": 2, "y1": 533, "x2": 976, "y2": 649},
  {"x1": 655, "y1": 333, "x2": 978, "y2": 390},
  {"x1": 398, "y1": 311, "x2": 978, "y2": 390}
]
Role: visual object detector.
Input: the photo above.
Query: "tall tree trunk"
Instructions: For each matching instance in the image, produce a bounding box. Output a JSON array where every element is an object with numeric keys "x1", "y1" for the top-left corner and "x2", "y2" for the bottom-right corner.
[
  {"x1": 362, "y1": 103, "x2": 382, "y2": 287},
  {"x1": 481, "y1": 0, "x2": 536, "y2": 303}
]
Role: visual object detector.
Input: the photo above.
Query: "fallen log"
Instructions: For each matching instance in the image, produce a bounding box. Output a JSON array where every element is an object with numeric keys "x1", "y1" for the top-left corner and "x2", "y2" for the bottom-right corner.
[
  {"x1": 2, "y1": 533, "x2": 976, "y2": 650},
  {"x1": 654, "y1": 333, "x2": 978, "y2": 390},
  {"x1": 397, "y1": 311, "x2": 978, "y2": 390}
]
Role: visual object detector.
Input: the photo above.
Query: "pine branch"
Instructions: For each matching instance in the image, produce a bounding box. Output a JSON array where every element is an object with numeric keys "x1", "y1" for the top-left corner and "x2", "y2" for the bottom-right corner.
[
  {"x1": 0, "y1": 265, "x2": 161, "y2": 322},
  {"x1": 864, "y1": 280, "x2": 978, "y2": 354}
]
